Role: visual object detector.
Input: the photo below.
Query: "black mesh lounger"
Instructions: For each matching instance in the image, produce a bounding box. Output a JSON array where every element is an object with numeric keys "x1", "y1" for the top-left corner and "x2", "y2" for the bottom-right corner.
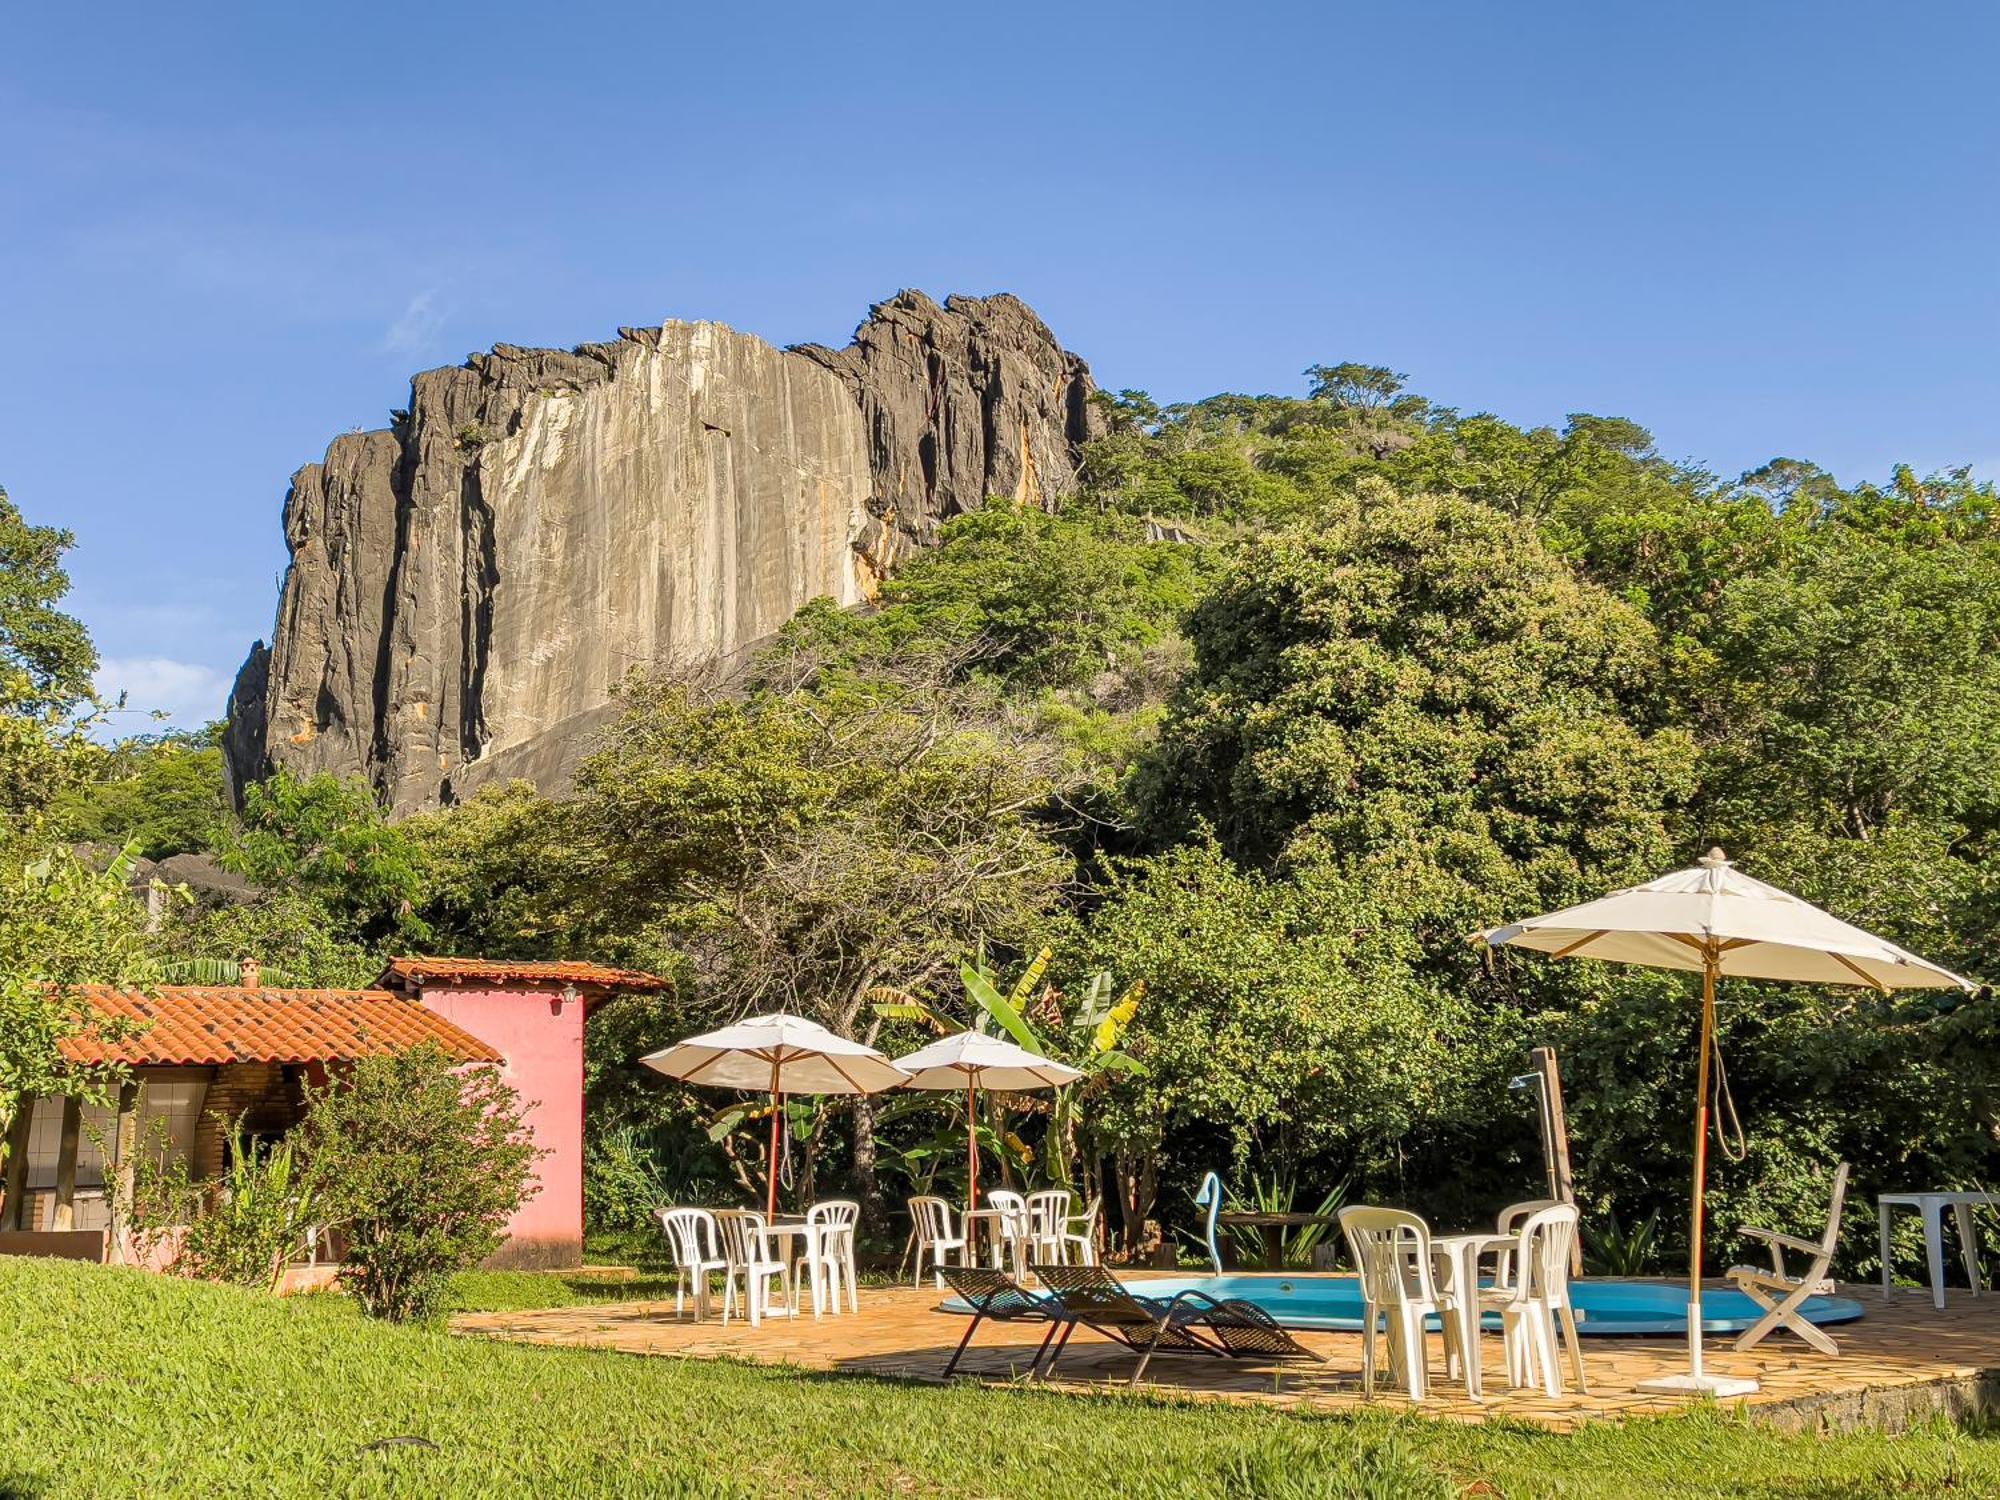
[
  {"x1": 937, "y1": 1266, "x2": 1071, "y2": 1379},
  {"x1": 1033, "y1": 1261, "x2": 1325, "y2": 1388}
]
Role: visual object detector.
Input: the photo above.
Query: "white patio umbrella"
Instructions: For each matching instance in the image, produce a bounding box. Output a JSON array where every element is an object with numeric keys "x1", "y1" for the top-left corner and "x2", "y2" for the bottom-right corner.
[
  {"x1": 642, "y1": 1013, "x2": 908, "y2": 1218},
  {"x1": 892, "y1": 1031, "x2": 1082, "y2": 1208},
  {"x1": 1473, "y1": 847, "x2": 1975, "y2": 1396}
]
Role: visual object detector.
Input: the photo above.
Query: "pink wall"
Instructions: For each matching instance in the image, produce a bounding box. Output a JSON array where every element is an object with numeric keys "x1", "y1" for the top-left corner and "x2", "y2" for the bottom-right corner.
[{"x1": 413, "y1": 983, "x2": 586, "y2": 1269}]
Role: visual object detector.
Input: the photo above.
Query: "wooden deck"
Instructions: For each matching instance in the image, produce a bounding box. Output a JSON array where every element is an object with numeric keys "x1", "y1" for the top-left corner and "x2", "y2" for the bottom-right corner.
[{"x1": 452, "y1": 1276, "x2": 2000, "y2": 1432}]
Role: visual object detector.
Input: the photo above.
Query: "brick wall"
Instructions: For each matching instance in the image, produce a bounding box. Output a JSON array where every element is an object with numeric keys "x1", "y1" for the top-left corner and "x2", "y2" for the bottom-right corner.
[{"x1": 191, "y1": 1064, "x2": 307, "y2": 1179}]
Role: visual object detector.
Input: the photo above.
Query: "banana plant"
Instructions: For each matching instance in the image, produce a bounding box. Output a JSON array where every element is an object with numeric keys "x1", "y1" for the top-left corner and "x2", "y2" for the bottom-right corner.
[
  {"x1": 870, "y1": 946, "x2": 1145, "y2": 1191},
  {"x1": 704, "y1": 1096, "x2": 827, "y2": 1203}
]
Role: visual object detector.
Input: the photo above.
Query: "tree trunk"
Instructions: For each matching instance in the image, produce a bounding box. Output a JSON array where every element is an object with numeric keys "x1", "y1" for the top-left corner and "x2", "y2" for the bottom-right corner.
[
  {"x1": 1113, "y1": 1150, "x2": 1159, "y2": 1257},
  {"x1": 51, "y1": 1095, "x2": 81, "y2": 1232},
  {"x1": 850, "y1": 1095, "x2": 884, "y2": 1235},
  {"x1": 109, "y1": 1081, "x2": 139, "y2": 1265},
  {"x1": 1, "y1": 1093, "x2": 33, "y2": 1231}
]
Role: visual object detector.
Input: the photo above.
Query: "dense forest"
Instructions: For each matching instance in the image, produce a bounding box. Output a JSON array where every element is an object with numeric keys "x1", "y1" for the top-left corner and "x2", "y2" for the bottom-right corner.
[{"x1": 35, "y1": 364, "x2": 2000, "y2": 1274}]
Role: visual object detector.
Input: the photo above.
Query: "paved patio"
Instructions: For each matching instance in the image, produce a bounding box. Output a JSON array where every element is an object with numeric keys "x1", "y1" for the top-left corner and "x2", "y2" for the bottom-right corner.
[{"x1": 452, "y1": 1275, "x2": 2000, "y2": 1432}]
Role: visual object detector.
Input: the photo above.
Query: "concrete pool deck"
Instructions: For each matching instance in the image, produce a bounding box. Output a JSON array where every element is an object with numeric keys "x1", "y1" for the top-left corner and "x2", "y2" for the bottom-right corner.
[{"x1": 451, "y1": 1274, "x2": 2000, "y2": 1432}]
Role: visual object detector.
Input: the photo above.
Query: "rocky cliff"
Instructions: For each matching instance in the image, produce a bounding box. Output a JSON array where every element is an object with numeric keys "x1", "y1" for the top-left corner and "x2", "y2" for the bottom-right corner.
[{"x1": 224, "y1": 292, "x2": 1099, "y2": 813}]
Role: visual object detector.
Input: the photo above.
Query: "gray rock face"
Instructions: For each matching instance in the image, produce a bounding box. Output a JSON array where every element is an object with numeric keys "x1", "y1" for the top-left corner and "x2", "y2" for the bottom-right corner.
[{"x1": 225, "y1": 293, "x2": 1097, "y2": 813}]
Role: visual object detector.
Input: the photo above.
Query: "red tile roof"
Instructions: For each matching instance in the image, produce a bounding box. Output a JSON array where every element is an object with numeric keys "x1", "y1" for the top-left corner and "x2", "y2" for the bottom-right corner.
[
  {"x1": 379, "y1": 958, "x2": 668, "y2": 992},
  {"x1": 58, "y1": 986, "x2": 503, "y2": 1068}
]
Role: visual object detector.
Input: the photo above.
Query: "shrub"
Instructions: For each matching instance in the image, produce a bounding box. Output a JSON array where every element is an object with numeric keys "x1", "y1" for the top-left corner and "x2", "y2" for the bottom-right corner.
[
  {"x1": 296, "y1": 1043, "x2": 539, "y2": 1322},
  {"x1": 124, "y1": 1115, "x2": 315, "y2": 1292},
  {"x1": 582, "y1": 1125, "x2": 674, "y2": 1233}
]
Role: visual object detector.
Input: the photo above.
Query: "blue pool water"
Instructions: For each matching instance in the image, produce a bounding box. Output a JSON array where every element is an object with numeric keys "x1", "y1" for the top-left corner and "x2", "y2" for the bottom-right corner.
[{"x1": 944, "y1": 1274, "x2": 1866, "y2": 1336}]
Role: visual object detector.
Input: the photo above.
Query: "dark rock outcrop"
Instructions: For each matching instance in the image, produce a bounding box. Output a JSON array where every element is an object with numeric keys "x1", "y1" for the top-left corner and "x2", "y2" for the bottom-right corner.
[
  {"x1": 791, "y1": 291, "x2": 1100, "y2": 585},
  {"x1": 225, "y1": 292, "x2": 1098, "y2": 814}
]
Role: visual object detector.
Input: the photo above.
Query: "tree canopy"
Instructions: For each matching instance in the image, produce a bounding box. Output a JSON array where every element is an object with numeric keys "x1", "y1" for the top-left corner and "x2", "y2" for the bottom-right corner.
[{"x1": 22, "y1": 353, "x2": 2000, "y2": 1276}]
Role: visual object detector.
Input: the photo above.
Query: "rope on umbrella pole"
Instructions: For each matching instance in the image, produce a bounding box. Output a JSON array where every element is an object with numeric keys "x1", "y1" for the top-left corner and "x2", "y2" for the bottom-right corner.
[
  {"x1": 778, "y1": 1100, "x2": 795, "y2": 1191},
  {"x1": 1710, "y1": 1029, "x2": 1748, "y2": 1164}
]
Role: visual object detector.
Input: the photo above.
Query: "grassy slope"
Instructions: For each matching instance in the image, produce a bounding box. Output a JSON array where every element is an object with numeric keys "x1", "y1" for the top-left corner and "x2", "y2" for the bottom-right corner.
[{"x1": 1, "y1": 1259, "x2": 1994, "y2": 1500}]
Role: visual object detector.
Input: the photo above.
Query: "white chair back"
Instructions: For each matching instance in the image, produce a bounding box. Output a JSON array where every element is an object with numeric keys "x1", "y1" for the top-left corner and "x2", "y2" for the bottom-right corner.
[
  {"x1": 658, "y1": 1207, "x2": 720, "y2": 1270},
  {"x1": 1814, "y1": 1164, "x2": 1852, "y2": 1256},
  {"x1": 1496, "y1": 1198, "x2": 1559, "y2": 1236},
  {"x1": 1512, "y1": 1203, "x2": 1580, "y2": 1305},
  {"x1": 806, "y1": 1198, "x2": 858, "y2": 1233},
  {"x1": 715, "y1": 1208, "x2": 777, "y2": 1269},
  {"x1": 1026, "y1": 1189, "x2": 1071, "y2": 1242},
  {"x1": 806, "y1": 1199, "x2": 858, "y2": 1260},
  {"x1": 909, "y1": 1195, "x2": 957, "y2": 1244},
  {"x1": 985, "y1": 1188, "x2": 1030, "y2": 1240},
  {"x1": 1339, "y1": 1206, "x2": 1438, "y2": 1307}
]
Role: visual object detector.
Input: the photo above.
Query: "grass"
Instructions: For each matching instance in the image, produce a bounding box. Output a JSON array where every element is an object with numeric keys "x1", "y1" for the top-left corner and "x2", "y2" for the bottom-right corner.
[
  {"x1": 443, "y1": 1269, "x2": 677, "y2": 1315},
  {"x1": 2, "y1": 1257, "x2": 1997, "y2": 1498}
]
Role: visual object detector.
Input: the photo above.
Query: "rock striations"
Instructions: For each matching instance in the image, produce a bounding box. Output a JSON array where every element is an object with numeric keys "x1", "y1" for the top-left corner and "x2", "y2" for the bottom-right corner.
[{"x1": 224, "y1": 292, "x2": 1099, "y2": 813}]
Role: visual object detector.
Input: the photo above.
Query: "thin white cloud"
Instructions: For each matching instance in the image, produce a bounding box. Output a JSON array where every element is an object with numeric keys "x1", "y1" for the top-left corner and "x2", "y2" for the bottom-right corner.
[
  {"x1": 93, "y1": 657, "x2": 232, "y2": 732},
  {"x1": 379, "y1": 289, "x2": 445, "y2": 358}
]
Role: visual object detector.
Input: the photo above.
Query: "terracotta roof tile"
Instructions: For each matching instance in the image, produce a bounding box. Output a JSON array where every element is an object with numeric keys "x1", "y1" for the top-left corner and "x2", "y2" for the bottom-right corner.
[
  {"x1": 58, "y1": 986, "x2": 503, "y2": 1067},
  {"x1": 380, "y1": 957, "x2": 668, "y2": 992}
]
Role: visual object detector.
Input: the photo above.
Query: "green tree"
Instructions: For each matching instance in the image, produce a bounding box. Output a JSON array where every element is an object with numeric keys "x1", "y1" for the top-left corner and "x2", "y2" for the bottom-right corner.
[
  {"x1": 565, "y1": 642, "x2": 1072, "y2": 1210},
  {"x1": 1304, "y1": 363, "x2": 1407, "y2": 410},
  {"x1": 0, "y1": 485, "x2": 96, "y2": 714},
  {"x1": 859, "y1": 502, "x2": 1209, "y2": 690},
  {"x1": 1141, "y1": 492, "x2": 1692, "y2": 937},
  {"x1": 405, "y1": 781, "x2": 588, "y2": 959},
  {"x1": 224, "y1": 771, "x2": 425, "y2": 945},
  {"x1": 1688, "y1": 536, "x2": 2000, "y2": 849},
  {"x1": 1080, "y1": 840, "x2": 1465, "y2": 1241},
  {"x1": 150, "y1": 891, "x2": 382, "y2": 990},
  {"x1": 57, "y1": 725, "x2": 228, "y2": 858},
  {"x1": 0, "y1": 486, "x2": 154, "y2": 1145}
]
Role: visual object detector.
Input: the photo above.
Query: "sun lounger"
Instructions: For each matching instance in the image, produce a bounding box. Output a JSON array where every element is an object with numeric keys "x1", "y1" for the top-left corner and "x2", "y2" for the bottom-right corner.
[
  {"x1": 1031, "y1": 1262, "x2": 1324, "y2": 1387},
  {"x1": 937, "y1": 1266, "x2": 1071, "y2": 1379}
]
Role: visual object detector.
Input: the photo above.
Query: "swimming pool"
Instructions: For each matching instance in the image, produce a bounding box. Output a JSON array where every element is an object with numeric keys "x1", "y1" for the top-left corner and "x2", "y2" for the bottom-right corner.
[{"x1": 943, "y1": 1273, "x2": 1866, "y2": 1336}]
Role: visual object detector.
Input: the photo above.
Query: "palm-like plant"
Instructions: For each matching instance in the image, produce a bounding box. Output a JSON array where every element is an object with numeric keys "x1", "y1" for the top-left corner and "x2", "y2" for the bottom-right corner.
[
  {"x1": 154, "y1": 957, "x2": 301, "y2": 987},
  {"x1": 871, "y1": 946, "x2": 1144, "y2": 1191}
]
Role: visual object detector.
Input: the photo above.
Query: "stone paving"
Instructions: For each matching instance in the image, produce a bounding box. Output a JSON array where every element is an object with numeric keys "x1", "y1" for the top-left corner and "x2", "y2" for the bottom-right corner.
[{"x1": 452, "y1": 1277, "x2": 2000, "y2": 1432}]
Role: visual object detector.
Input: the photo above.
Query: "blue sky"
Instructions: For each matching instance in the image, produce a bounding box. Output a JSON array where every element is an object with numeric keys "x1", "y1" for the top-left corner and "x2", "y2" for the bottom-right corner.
[{"x1": 6, "y1": 2, "x2": 1998, "y2": 732}]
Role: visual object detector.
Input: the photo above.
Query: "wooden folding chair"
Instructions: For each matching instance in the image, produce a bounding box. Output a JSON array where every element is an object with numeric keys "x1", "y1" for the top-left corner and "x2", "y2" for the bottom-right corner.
[{"x1": 1728, "y1": 1162, "x2": 1850, "y2": 1355}]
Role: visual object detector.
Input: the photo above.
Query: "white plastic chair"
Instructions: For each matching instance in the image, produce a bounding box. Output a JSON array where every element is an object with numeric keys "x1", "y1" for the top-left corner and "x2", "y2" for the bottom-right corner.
[
  {"x1": 657, "y1": 1207, "x2": 728, "y2": 1323},
  {"x1": 1062, "y1": 1194, "x2": 1102, "y2": 1266},
  {"x1": 907, "y1": 1196, "x2": 968, "y2": 1288},
  {"x1": 1491, "y1": 1198, "x2": 1559, "y2": 1287},
  {"x1": 1339, "y1": 1205, "x2": 1463, "y2": 1401},
  {"x1": 1026, "y1": 1189, "x2": 1073, "y2": 1265},
  {"x1": 1729, "y1": 1163, "x2": 1850, "y2": 1356},
  {"x1": 714, "y1": 1208, "x2": 792, "y2": 1326},
  {"x1": 803, "y1": 1199, "x2": 860, "y2": 1315},
  {"x1": 984, "y1": 1190, "x2": 1032, "y2": 1277},
  {"x1": 1477, "y1": 1202, "x2": 1587, "y2": 1396}
]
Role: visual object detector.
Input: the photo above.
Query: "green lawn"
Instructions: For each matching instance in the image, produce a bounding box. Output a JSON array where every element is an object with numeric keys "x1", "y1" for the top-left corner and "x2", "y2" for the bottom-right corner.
[
  {"x1": 1, "y1": 1258, "x2": 1995, "y2": 1499},
  {"x1": 443, "y1": 1268, "x2": 681, "y2": 1315}
]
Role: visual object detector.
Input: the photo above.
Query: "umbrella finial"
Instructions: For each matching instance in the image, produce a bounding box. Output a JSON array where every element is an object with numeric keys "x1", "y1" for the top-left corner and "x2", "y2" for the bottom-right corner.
[{"x1": 1702, "y1": 847, "x2": 1729, "y2": 866}]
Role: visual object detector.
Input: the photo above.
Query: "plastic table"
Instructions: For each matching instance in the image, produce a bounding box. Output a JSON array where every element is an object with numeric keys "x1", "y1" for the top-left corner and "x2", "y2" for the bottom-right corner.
[
  {"x1": 1430, "y1": 1231, "x2": 1515, "y2": 1400},
  {"x1": 1877, "y1": 1191, "x2": 2000, "y2": 1310}
]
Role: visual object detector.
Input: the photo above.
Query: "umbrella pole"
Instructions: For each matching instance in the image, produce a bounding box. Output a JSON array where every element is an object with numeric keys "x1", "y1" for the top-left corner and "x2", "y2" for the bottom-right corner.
[
  {"x1": 768, "y1": 1058, "x2": 783, "y2": 1221},
  {"x1": 1641, "y1": 952, "x2": 1754, "y2": 1395},
  {"x1": 967, "y1": 1078, "x2": 979, "y2": 1211},
  {"x1": 1687, "y1": 956, "x2": 1715, "y2": 1381}
]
